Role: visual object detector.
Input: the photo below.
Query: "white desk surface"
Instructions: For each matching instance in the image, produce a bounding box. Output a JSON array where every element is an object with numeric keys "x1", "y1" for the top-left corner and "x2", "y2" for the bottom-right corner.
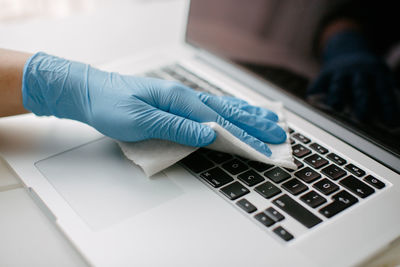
[{"x1": 0, "y1": 0, "x2": 399, "y2": 266}]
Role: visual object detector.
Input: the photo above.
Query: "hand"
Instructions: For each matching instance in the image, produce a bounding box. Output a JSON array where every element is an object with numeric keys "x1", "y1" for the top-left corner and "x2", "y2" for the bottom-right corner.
[
  {"x1": 307, "y1": 31, "x2": 399, "y2": 125},
  {"x1": 22, "y1": 53, "x2": 286, "y2": 156}
]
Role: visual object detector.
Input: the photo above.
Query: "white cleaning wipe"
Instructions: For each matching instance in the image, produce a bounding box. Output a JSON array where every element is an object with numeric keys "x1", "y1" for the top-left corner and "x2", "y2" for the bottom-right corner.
[{"x1": 118, "y1": 102, "x2": 297, "y2": 177}]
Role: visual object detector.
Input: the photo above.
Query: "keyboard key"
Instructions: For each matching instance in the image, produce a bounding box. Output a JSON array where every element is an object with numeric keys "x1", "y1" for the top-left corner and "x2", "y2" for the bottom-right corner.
[
  {"x1": 289, "y1": 138, "x2": 295, "y2": 145},
  {"x1": 292, "y1": 144, "x2": 311, "y2": 158},
  {"x1": 181, "y1": 153, "x2": 214, "y2": 173},
  {"x1": 200, "y1": 167, "x2": 233, "y2": 188},
  {"x1": 236, "y1": 156, "x2": 249, "y2": 162},
  {"x1": 339, "y1": 176, "x2": 375, "y2": 198},
  {"x1": 220, "y1": 181, "x2": 250, "y2": 200},
  {"x1": 363, "y1": 175, "x2": 385, "y2": 189},
  {"x1": 197, "y1": 147, "x2": 212, "y2": 154},
  {"x1": 294, "y1": 167, "x2": 321, "y2": 183},
  {"x1": 255, "y1": 182, "x2": 281, "y2": 199},
  {"x1": 288, "y1": 127, "x2": 294, "y2": 133},
  {"x1": 206, "y1": 150, "x2": 233, "y2": 164},
  {"x1": 292, "y1": 133, "x2": 311, "y2": 144},
  {"x1": 321, "y1": 164, "x2": 346, "y2": 180},
  {"x1": 313, "y1": 178, "x2": 339, "y2": 195},
  {"x1": 273, "y1": 226, "x2": 294, "y2": 242},
  {"x1": 248, "y1": 161, "x2": 273, "y2": 172},
  {"x1": 327, "y1": 153, "x2": 347, "y2": 166},
  {"x1": 222, "y1": 159, "x2": 248, "y2": 175},
  {"x1": 319, "y1": 190, "x2": 358, "y2": 218},
  {"x1": 294, "y1": 158, "x2": 304, "y2": 169},
  {"x1": 265, "y1": 207, "x2": 285, "y2": 222},
  {"x1": 300, "y1": 191, "x2": 327, "y2": 208},
  {"x1": 254, "y1": 212, "x2": 275, "y2": 227},
  {"x1": 309, "y1": 143, "x2": 329, "y2": 154},
  {"x1": 238, "y1": 170, "x2": 265, "y2": 186},
  {"x1": 304, "y1": 154, "x2": 329, "y2": 169},
  {"x1": 345, "y1": 164, "x2": 366, "y2": 177},
  {"x1": 264, "y1": 167, "x2": 291, "y2": 183},
  {"x1": 273, "y1": 194, "x2": 322, "y2": 228},
  {"x1": 236, "y1": 198, "x2": 257, "y2": 213},
  {"x1": 282, "y1": 178, "x2": 308, "y2": 195}
]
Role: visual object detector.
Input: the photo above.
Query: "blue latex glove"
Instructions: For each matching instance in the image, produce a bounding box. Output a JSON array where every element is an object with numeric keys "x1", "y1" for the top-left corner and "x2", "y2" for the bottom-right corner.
[
  {"x1": 22, "y1": 52, "x2": 286, "y2": 156},
  {"x1": 307, "y1": 30, "x2": 400, "y2": 125}
]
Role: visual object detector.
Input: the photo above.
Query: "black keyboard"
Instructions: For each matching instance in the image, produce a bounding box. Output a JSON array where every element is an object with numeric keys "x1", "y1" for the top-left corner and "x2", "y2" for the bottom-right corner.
[{"x1": 144, "y1": 64, "x2": 387, "y2": 243}]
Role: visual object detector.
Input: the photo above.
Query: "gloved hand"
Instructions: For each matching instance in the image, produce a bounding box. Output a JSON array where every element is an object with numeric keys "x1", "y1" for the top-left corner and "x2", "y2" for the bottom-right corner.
[
  {"x1": 22, "y1": 52, "x2": 286, "y2": 156},
  {"x1": 307, "y1": 30, "x2": 399, "y2": 125}
]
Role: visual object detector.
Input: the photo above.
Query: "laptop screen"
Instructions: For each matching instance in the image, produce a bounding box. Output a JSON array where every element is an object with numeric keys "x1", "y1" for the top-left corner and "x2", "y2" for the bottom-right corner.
[{"x1": 186, "y1": 0, "x2": 400, "y2": 156}]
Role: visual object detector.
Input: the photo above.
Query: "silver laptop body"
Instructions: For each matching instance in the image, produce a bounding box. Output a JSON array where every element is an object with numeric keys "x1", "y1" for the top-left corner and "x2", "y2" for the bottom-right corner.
[{"x1": 2, "y1": 0, "x2": 399, "y2": 266}]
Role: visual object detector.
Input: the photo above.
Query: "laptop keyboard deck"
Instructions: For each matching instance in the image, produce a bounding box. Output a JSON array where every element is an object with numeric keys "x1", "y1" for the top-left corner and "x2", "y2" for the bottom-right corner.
[{"x1": 143, "y1": 64, "x2": 388, "y2": 243}]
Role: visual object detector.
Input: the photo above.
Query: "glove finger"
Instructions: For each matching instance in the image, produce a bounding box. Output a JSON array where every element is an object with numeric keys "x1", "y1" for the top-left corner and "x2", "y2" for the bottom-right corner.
[
  {"x1": 215, "y1": 116, "x2": 272, "y2": 156},
  {"x1": 151, "y1": 85, "x2": 272, "y2": 154},
  {"x1": 218, "y1": 95, "x2": 248, "y2": 105},
  {"x1": 198, "y1": 93, "x2": 286, "y2": 143},
  {"x1": 237, "y1": 104, "x2": 279, "y2": 122},
  {"x1": 156, "y1": 85, "x2": 222, "y2": 123},
  {"x1": 147, "y1": 106, "x2": 272, "y2": 156},
  {"x1": 224, "y1": 109, "x2": 286, "y2": 144},
  {"x1": 211, "y1": 94, "x2": 279, "y2": 122},
  {"x1": 145, "y1": 108, "x2": 217, "y2": 147}
]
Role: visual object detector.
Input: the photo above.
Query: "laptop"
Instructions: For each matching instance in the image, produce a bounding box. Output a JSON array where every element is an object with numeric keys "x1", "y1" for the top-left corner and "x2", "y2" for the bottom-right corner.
[{"x1": 2, "y1": 0, "x2": 400, "y2": 266}]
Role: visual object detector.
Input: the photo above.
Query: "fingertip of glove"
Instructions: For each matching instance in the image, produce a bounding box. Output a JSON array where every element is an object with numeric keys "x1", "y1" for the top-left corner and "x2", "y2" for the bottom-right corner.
[
  {"x1": 267, "y1": 125, "x2": 287, "y2": 144},
  {"x1": 258, "y1": 142, "x2": 272, "y2": 157},
  {"x1": 276, "y1": 126, "x2": 287, "y2": 143},
  {"x1": 269, "y1": 112, "x2": 279, "y2": 122},
  {"x1": 197, "y1": 125, "x2": 216, "y2": 146}
]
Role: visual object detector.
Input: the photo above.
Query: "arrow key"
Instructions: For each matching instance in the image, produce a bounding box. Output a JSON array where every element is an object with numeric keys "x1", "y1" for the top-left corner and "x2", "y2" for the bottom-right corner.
[
  {"x1": 319, "y1": 190, "x2": 358, "y2": 218},
  {"x1": 220, "y1": 181, "x2": 250, "y2": 200},
  {"x1": 236, "y1": 198, "x2": 257, "y2": 213},
  {"x1": 339, "y1": 176, "x2": 375, "y2": 198}
]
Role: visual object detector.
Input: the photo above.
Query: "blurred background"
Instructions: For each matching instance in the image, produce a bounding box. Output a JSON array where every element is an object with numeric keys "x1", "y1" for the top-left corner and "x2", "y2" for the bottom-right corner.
[
  {"x1": 0, "y1": 0, "x2": 183, "y2": 65},
  {"x1": 0, "y1": 0, "x2": 169, "y2": 23},
  {"x1": 0, "y1": 0, "x2": 97, "y2": 22}
]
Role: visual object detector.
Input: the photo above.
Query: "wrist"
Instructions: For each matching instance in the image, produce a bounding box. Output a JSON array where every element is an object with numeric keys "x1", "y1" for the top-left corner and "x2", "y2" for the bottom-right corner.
[
  {"x1": 22, "y1": 52, "x2": 91, "y2": 123},
  {"x1": 0, "y1": 48, "x2": 32, "y2": 117}
]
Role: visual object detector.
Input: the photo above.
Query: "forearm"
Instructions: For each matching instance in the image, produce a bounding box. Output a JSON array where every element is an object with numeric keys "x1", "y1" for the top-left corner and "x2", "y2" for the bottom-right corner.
[{"x1": 0, "y1": 48, "x2": 32, "y2": 117}]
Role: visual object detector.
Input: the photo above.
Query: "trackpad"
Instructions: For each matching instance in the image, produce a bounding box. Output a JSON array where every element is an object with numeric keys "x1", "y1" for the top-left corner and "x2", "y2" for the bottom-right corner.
[{"x1": 35, "y1": 138, "x2": 184, "y2": 231}]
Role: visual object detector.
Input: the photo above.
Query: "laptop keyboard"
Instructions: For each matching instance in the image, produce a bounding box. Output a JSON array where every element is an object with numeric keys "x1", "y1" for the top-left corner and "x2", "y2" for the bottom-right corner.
[{"x1": 143, "y1": 64, "x2": 388, "y2": 243}]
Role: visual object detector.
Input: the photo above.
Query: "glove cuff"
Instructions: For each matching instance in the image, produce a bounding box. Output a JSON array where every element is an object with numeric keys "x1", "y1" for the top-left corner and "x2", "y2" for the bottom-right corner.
[
  {"x1": 22, "y1": 52, "x2": 48, "y2": 115},
  {"x1": 22, "y1": 52, "x2": 90, "y2": 123},
  {"x1": 323, "y1": 30, "x2": 371, "y2": 63}
]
